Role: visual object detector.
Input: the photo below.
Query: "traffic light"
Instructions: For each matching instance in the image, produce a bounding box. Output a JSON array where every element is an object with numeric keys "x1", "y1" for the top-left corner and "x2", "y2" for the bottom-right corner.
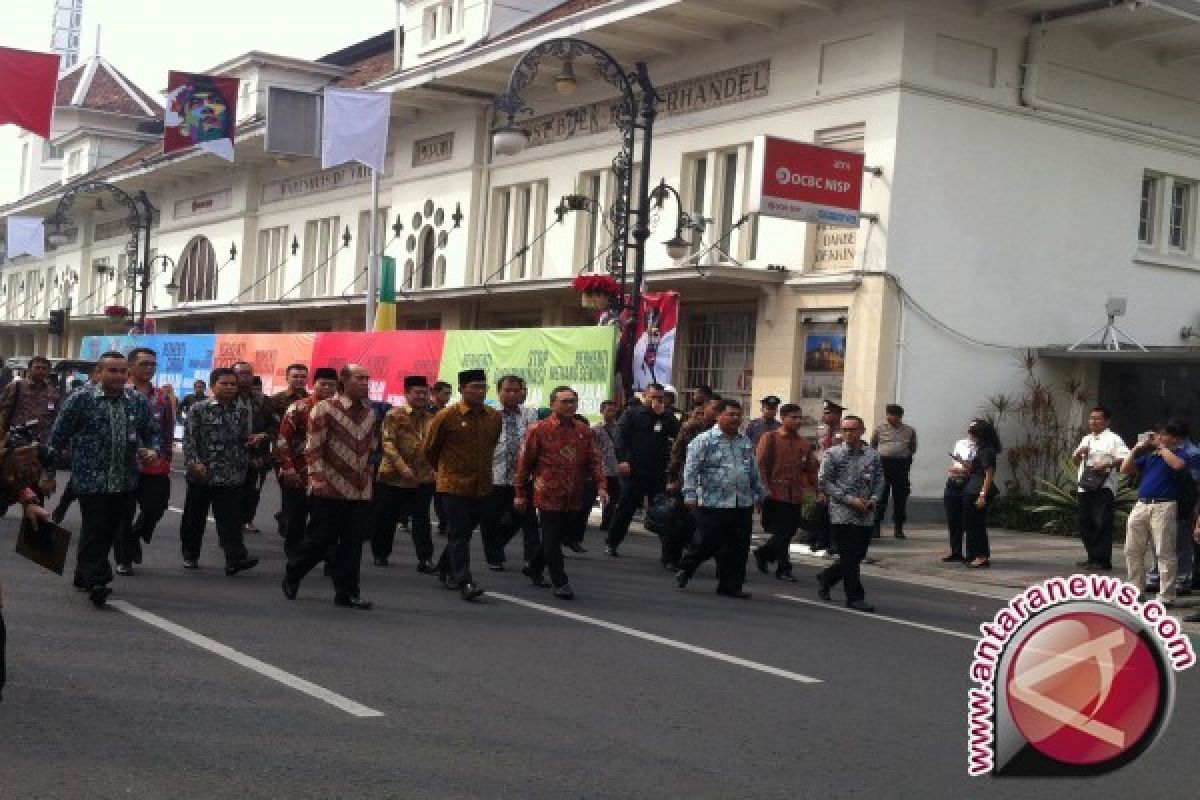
[{"x1": 48, "y1": 309, "x2": 66, "y2": 335}]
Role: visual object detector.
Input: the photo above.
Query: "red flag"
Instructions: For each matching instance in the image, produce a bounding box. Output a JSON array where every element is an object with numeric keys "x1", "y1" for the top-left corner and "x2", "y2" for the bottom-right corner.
[{"x1": 0, "y1": 46, "x2": 60, "y2": 138}]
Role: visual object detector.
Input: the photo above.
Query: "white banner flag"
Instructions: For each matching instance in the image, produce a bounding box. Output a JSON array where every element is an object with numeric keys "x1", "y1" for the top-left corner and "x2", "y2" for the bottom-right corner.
[
  {"x1": 321, "y1": 88, "x2": 390, "y2": 172},
  {"x1": 6, "y1": 216, "x2": 45, "y2": 258}
]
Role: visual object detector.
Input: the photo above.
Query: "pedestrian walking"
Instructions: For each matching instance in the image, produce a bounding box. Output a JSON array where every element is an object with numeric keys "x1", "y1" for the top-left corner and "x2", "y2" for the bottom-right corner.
[
  {"x1": 282, "y1": 365, "x2": 377, "y2": 610},
  {"x1": 960, "y1": 419, "x2": 1001, "y2": 569},
  {"x1": 180, "y1": 379, "x2": 206, "y2": 421},
  {"x1": 373, "y1": 375, "x2": 438, "y2": 573},
  {"x1": 745, "y1": 395, "x2": 782, "y2": 447},
  {"x1": 675, "y1": 399, "x2": 766, "y2": 598},
  {"x1": 590, "y1": 400, "x2": 622, "y2": 535},
  {"x1": 815, "y1": 414, "x2": 883, "y2": 612},
  {"x1": 606, "y1": 382, "x2": 679, "y2": 557},
  {"x1": 869, "y1": 404, "x2": 917, "y2": 539},
  {"x1": 47, "y1": 352, "x2": 160, "y2": 607},
  {"x1": 810, "y1": 399, "x2": 844, "y2": 555},
  {"x1": 180, "y1": 367, "x2": 259, "y2": 576},
  {"x1": 422, "y1": 369, "x2": 501, "y2": 601},
  {"x1": 275, "y1": 367, "x2": 339, "y2": 558},
  {"x1": 514, "y1": 387, "x2": 607, "y2": 599},
  {"x1": 0, "y1": 355, "x2": 61, "y2": 446},
  {"x1": 480, "y1": 375, "x2": 539, "y2": 570},
  {"x1": 269, "y1": 363, "x2": 310, "y2": 537},
  {"x1": 429, "y1": 380, "x2": 453, "y2": 537},
  {"x1": 231, "y1": 361, "x2": 276, "y2": 535},
  {"x1": 114, "y1": 347, "x2": 175, "y2": 575},
  {"x1": 663, "y1": 395, "x2": 721, "y2": 570},
  {"x1": 1121, "y1": 419, "x2": 1199, "y2": 608},
  {"x1": 754, "y1": 403, "x2": 818, "y2": 582},
  {"x1": 940, "y1": 435, "x2": 975, "y2": 562},
  {"x1": 1072, "y1": 406, "x2": 1128, "y2": 571}
]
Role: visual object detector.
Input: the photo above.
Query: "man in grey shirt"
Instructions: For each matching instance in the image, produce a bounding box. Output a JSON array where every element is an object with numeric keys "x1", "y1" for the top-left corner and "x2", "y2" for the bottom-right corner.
[
  {"x1": 869, "y1": 404, "x2": 917, "y2": 539},
  {"x1": 817, "y1": 415, "x2": 884, "y2": 612}
]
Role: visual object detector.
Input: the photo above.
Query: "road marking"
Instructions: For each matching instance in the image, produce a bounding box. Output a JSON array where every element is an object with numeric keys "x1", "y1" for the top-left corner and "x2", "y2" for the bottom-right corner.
[
  {"x1": 109, "y1": 600, "x2": 384, "y2": 718},
  {"x1": 775, "y1": 594, "x2": 978, "y2": 641},
  {"x1": 166, "y1": 506, "x2": 214, "y2": 522},
  {"x1": 490, "y1": 592, "x2": 821, "y2": 684}
]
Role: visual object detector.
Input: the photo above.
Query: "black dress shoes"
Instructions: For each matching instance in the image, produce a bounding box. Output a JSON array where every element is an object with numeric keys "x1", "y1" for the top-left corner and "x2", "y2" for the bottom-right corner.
[
  {"x1": 416, "y1": 560, "x2": 438, "y2": 575},
  {"x1": 674, "y1": 570, "x2": 690, "y2": 589},
  {"x1": 816, "y1": 574, "x2": 832, "y2": 602},
  {"x1": 941, "y1": 554, "x2": 965, "y2": 563},
  {"x1": 753, "y1": 548, "x2": 770, "y2": 575},
  {"x1": 775, "y1": 572, "x2": 797, "y2": 582},
  {"x1": 520, "y1": 565, "x2": 550, "y2": 587},
  {"x1": 225, "y1": 558, "x2": 259, "y2": 576},
  {"x1": 604, "y1": 546, "x2": 619, "y2": 557},
  {"x1": 334, "y1": 595, "x2": 374, "y2": 610},
  {"x1": 461, "y1": 583, "x2": 484, "y2": 601},
  {"x1": 717, "y1": 589, "x2": 752, "y2": 599},
  {"x1": 281, "y1": 578, "x2": 299, "y2": 600},
  {"x1": 88, "y1": 586, "x2": 112, "y2": 608},
  {"x1": 846, "y1": 600, "x2": 875, "y2": 613},
  {"x1": 565, "y1": 542, "x2": 587, "y2": 553},
  {"x1": 115, "y1": 564, "x2": 134, "y2": 576}
]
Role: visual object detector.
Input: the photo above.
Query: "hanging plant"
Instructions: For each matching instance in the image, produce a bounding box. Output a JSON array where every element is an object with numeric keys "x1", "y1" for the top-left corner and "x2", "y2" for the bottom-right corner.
[{"x1": 571, "y1": 273, "x2": 622, "y2": 297}]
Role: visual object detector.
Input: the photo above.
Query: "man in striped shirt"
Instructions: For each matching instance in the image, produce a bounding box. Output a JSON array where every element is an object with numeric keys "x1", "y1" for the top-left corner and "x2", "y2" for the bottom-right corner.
[{"x1": 282, "y1": 365, "x2": 377, "y2": 610}]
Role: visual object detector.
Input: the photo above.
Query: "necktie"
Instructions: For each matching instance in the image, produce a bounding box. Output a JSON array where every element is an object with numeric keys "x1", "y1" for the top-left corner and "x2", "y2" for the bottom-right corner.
[{"x1": 504, "y1": 412, "x2": 519, "y2": 481}]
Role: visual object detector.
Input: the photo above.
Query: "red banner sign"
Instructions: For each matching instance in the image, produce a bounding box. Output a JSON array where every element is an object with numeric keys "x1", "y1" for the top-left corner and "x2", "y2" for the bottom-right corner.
[
  {"x1": 748, "y1": 136, "x2": 864, "y2": 227},
  {"x1": 633, "y1": 291, "x2": 679, "y2": 391},
  {"x1": 310, "y1": 331, "x2": 446, "y2": 405}
]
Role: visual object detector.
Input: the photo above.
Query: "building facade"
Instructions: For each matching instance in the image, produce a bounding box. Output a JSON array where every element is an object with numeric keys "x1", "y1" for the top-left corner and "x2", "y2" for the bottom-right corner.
[{"x1": 3, "y1": 0, "x2": 1200, "y2": 501}]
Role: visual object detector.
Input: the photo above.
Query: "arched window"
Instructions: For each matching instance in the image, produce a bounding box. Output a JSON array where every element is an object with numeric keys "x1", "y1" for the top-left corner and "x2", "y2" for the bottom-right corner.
[
  {"x1": 177, "y1": 235, "x2": 217, "y2": 302},
  {"x1": 417, "y1": 225, "x2": 436, "y2": 289}
]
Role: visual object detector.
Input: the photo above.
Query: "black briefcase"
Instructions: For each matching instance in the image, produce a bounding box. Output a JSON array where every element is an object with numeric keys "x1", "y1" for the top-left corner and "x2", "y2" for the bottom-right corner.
[{"x1": 15, "y1": 514, "x2": 72, "y2": 576}]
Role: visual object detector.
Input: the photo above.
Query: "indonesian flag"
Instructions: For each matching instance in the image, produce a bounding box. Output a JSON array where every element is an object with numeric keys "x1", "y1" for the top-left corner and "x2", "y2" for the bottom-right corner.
[{"x1": 0, "y1": 46, "x2": 60, "y2": 138}]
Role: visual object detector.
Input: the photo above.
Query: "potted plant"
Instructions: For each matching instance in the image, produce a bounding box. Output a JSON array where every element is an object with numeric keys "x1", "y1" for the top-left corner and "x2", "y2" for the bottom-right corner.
[{"x1": 571, "y1": 274, "x2": 622, "y2": 309}]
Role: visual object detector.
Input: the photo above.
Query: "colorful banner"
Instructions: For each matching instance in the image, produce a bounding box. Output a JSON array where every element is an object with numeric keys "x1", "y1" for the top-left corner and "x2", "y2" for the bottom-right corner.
[
  {"x1": 81, "y1": 327, "x2": 618, "y2": 415},
  {"x1": 633, "y1": 291, "x2": 679, "y2": 391},
  {"x1": 164, "y1": 71, "x2": 239, "y2": 162},
  {"x1": 212, "y1": 333, "x2": 316, "y2": 395},
  {"x1": 311, "y1": 331, "x2": 445, "y2": 405},
  {"x1": 437, "y1": 327, "x2": 617, "y2": 416}
]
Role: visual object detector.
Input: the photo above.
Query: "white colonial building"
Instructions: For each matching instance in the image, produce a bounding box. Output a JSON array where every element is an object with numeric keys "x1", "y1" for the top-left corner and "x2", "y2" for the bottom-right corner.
[{"x1": 4, "y1": 0, "x2": 1200, "y2": 504}]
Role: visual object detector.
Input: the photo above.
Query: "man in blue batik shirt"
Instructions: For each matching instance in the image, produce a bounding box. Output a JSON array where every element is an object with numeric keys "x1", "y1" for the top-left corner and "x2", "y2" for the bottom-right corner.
[
  {"x1": 676, "y1": 399, "x2": 766, "y2": 599},
  {"x1": 48, "y1": 352, "x2": 159, "y2": 607}
]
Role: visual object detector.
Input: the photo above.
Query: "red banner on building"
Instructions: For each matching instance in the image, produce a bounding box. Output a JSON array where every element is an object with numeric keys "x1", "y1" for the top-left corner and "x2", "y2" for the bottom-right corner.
[
  {"x1": 0, "y1": 46, "x2": 59, "y2": 138},
  {"x1": 164, "y1": 72, "x2": 239, "y2": 161},
  {"x1": 310, "y1": 331, "x2": 446, "y2": 405},
  {"x1": 633, "y1": 291, "x2": 679, "y2": 391},
  {"x1": 748, "y1": 136, "x2": 864, "y2": 227}
]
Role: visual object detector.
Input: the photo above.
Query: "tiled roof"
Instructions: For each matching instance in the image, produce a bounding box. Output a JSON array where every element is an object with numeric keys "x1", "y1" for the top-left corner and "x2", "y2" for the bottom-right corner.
[
  {"x1": 53, "y1": 57, "x2": 161, "y2": 118},
  {"x1": 54, "y1": 63, "x2": 86, "y2": 106},
  {"x1": 332, "y1": 50, "x2": 397, "y2": 87},
  {"x1": 322, "y1": 30, "x2": 398, "y2": 88}
]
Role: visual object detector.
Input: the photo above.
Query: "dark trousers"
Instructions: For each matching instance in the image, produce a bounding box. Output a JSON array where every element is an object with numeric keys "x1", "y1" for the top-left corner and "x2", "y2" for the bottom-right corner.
[
  {"x1": 757, "y1": 497, "x2": 804, "y2": 575},
  {"x1": 433, "y1": 492, "x2": 447, "y2": 535},
  {"x1": 819, "y1": 524, "x2": 871, "y2": 603},
  {"x1": 963, "y1": 497, "x2": 991, "y2": 560},
  {"x1": 52, "y1": 479, "x2": 76, "y2": 520},
  {"x1": 679, "y1": 506, "x2": 753, "y2": 594},
  {"x1": 811, "y1": 502, "x2": 833, "y2": 552},
  {"x1": 240, "y1": 466, "x2": 269, "y2": 526},
  {"x1": 529, "y1": 510, "x2": 572, "y2": 588},
  {"x1": 481, "y1": 485, "x2": 540, "y2": 565},
  {"x1": 660, "y1": 498, "x2": 697, "y2": 568},
  {"x1": 876, "y1": 457, "x2": 912, "y2": 526},
  {"x1": 287, "y1": 497, "x2": 368, "y2": 599},
  {"x1": 281, "y1": 486, "x2": 310, "y2": 558},
  {"x1": 180, "y1": 482, "x2": 247, "y2": 565},
  {"x1": 1078, "y1": 489, "x2": 1115, "y2": 567},
  {"x1": 76, "y1": 492, "x2": 137, "y2": 588},
  {"x1": 437, "y1": 494, "x2": 485, "y2": 587},
  {"x1": 372, "y1": 483, "x2": 435, "y2": 562},
  {"x1": 599, "y1": 476, "x2": 620, "y2": 530},
  {"x1": 944, "y1": 481, "x2": 966, "y2": 557},
  {"x1": 606, "y1": 473, "x2": 667, "y2": 548},
  {"x1": 114, "y1": 473, "x2": 171, "y2": 566}
]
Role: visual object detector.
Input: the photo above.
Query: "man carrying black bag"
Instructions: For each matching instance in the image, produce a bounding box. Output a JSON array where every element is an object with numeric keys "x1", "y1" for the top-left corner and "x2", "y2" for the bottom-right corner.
[{"x1": 661, "y1": 395, "x2": 720, "y2": 570}]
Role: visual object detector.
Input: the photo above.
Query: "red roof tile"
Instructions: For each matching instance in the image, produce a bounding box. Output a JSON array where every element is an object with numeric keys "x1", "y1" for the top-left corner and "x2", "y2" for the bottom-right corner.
[
  {"x1": 332, "y1": 50, "x2": 397, "y2": 88},
  {"x1": 54, "y1": 64, "x2": 85, "y2": 106},
  {"x1": 494, "y1": 0, "x2": 617, "y2": 42}
]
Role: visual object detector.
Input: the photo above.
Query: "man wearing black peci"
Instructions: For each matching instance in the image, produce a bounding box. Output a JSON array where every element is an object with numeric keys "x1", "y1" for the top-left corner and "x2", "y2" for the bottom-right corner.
[{"x1": 605, "y1": 382, "x2": 679, "y2": 557}]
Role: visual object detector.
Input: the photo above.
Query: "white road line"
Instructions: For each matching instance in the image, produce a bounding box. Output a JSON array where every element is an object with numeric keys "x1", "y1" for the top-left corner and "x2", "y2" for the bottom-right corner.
[
  {"x1": 109, "y1": 600, "x2": 385, "y2": 718},
  {"x1": 775, "y1": 594, "x2": 978, "y2": 641},
  {"x1": 490, "y1": 592, "x2": 821, "y2": 684},
  {"x1": 166, "y1": 506, "x2": 214, "y2": 522}
]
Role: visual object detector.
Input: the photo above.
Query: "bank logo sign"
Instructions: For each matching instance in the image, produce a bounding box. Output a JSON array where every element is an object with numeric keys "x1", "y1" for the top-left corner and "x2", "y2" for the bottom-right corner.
[
  {"x1": 968, "y1": 575, "x2": 1194, "y2": 777},
  {"x1": 748, "y1": 135, "x2": 864, "y2": 228}
]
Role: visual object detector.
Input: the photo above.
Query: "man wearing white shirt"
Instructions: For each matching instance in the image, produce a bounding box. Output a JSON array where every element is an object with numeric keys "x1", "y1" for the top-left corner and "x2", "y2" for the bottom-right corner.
[{"x1": 1073, "y1": 406, "x2": 1129, "y2": 571}]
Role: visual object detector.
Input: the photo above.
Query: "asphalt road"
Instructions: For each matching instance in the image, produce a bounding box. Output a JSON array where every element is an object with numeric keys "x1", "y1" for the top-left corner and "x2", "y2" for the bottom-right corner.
[{"x1": 2, "y1": 469, "x2": 1198, "y2": 799}]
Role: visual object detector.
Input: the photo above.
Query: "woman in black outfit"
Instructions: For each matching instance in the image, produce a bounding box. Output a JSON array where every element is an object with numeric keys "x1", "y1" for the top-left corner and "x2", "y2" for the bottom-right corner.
[{"x1": 961, "y1": 419, "x2": 1001, "y2": 568}]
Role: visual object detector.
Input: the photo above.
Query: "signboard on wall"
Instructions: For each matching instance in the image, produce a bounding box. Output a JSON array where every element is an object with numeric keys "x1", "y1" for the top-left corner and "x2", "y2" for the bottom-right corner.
[
  {"x1": 748, "y1": 136, "x2": 864, "y2": 227},
  {"x1": 798, "y1": 327, "x2": 847, "y2": 436}
]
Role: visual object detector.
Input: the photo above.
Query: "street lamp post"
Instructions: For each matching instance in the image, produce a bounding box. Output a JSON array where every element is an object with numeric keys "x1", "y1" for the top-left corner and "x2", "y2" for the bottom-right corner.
[
  {"x1": 492, "y1": 38, "x2": 659, "y2": 338},
  {"x1": 48, "y1": 180, "x2": 157, "y2": 332}
]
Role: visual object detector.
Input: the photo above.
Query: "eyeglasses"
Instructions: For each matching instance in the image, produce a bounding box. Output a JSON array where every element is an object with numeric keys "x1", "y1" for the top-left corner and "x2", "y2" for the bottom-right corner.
[
  {"x1": 840, "y1": 426, "x2": 862, "y2": 432},
  {"x1": 557, "y1": 397, "x2": 579, "y2": 403}
]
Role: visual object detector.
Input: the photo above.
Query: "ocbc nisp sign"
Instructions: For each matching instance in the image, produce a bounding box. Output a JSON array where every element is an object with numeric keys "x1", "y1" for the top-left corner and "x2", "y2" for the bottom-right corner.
[{"x1": 749, "y1": 136, "x2": 865, "y2": 227}]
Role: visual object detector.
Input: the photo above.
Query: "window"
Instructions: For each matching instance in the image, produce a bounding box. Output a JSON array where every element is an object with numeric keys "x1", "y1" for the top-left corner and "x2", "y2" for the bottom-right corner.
[
  {"x1": 1139, "y1": 174, "x2": 1158, "y2": 246},
  {"x1": 417, "y1": 225, "x2": 437, "y2": 288},
  {"x1": 486, "y1": 181, "x2": 547, "y2": 283},
  {"x1": 18, "y1": 142, "x2": 29, "y2": 196},
  {"x1": 177, "y1": 236, "x2": 218, "y2": 302},
  {"x1": 401, "y1": 315, "x2": 441, "y2": 330},
  {"x1": 574, "y1": 170, "x2": 612, "y2": 274},
  {"x1": 682, "y1": 146, "x2": 752, "y2": 263},
  {"x1": 42, "y1": 141, "x2": 63, "y2": 161},
  {"x1": 423, "y1": 0, "x2": 463, "y2": 46},
  {"x1": 354, "y1": 207, "x2": 390, "y2": 294},
  {"x1": 300, "y1": 216, "x2": 340, "y2": 298},
  {"x1": 252, "y1": 226, "x2": 289, "y2": 302},
  {"x1": 1169, "y1": 181, "x2": 1191, "y2": 251},
  {"x1": 680, "y1": 310, "x2": 758, "y2": 409},
  {"x1": 65, "y1": 149, "x2": 81, "y2": 178}
]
